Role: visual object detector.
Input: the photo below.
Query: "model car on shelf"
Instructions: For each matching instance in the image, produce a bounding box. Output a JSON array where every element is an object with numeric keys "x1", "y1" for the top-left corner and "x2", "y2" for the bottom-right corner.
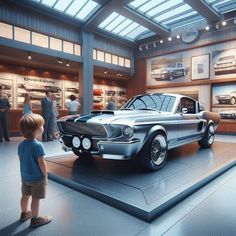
[
  {"x1": 215, "y1": 91, "x2": 236, "y2": 105},
  {"x1": 219, "y1": 110, "x2": 236, "y2": 119},
  {"x1": 214, "y1": 55, "x2": 236, "y2": 74},
  {"x1": 0, "y1": 82, "x2": 11, "y2": 90},
  {"x1": 151, "y1": 62, "x2": 187, "y2": 80},
  {"x1": 56, "y1": 93, "x2": 220, "y2": 171}
]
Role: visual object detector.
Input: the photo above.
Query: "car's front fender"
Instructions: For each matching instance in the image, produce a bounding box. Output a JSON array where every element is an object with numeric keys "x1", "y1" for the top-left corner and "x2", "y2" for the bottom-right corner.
[{"x1": 136, "y1": 125, "x2": 167, "y2": 154}]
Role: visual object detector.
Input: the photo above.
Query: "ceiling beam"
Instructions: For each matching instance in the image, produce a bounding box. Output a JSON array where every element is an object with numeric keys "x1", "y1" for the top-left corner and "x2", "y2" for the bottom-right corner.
[{"x1": 184, "y1": 0, "x2": 221, "y2": 24}]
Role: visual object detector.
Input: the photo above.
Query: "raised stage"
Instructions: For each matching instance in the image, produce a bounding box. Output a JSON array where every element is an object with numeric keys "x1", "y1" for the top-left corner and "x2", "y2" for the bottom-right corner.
[{"x1": 46, "y1": 142, "x2": 236, "y2": 222}]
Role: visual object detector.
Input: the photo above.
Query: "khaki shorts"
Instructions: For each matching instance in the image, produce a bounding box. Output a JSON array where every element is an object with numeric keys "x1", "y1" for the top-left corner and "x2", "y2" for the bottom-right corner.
[{"x1": 22, "y1": 177, "x2": 47, "y2": 199}]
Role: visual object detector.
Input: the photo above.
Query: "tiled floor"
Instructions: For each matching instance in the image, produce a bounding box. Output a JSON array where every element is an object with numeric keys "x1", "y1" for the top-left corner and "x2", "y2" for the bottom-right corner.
[{"x1": 0, "y1": 135, "x2": 236, "y2": 235}]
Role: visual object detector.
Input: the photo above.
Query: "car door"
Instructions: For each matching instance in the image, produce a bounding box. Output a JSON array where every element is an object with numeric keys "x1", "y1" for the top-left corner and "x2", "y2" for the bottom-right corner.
[{"x1": 176, "y1": 97, "x2": 202, "y2": 143}]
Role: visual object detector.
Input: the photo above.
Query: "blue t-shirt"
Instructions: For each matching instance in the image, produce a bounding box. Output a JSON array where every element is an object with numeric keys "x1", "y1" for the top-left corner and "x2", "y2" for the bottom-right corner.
[{"x1": 18, "y1": 140, "x2": 46, "y2": 182}]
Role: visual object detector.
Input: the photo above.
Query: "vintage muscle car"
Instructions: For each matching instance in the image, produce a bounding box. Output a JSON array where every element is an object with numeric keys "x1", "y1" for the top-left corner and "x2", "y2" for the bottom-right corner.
[
  {"x1": 219, "y1": 110, "x2": 236, "y2": 119},
  {"x1": 216, "y1": 91, "x2": 236, "y2": 105},
  {"x1": 151, "y1": 62, "x2": 186, "y2": 80},
  {"x1": 56, "y1": 94, "x2": 220, "y2": 171},
  {"x1": 214, "y1": 55, "x2": 236, "y2": 75}
]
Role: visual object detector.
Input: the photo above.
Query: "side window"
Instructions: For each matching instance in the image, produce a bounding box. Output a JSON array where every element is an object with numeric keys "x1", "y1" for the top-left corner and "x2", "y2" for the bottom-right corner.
[{"x1": 178, "y1": 98, "x2": 196, "y2": 114}]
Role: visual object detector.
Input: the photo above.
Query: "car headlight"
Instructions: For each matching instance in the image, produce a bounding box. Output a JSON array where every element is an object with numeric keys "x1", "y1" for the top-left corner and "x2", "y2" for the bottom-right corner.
[
  {"x1": 122, "y1": 126, "x2": 134, "y2": 139},
  {"x1": 72, "y1": 137, "x2": 81, "y2": 148},
  {"x1": 82, "y1": 138, "x2": 91, "y2": 150}
]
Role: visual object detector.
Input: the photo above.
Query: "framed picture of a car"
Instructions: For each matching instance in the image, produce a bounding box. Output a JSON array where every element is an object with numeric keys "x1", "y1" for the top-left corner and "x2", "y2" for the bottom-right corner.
[
  {"x1": 212, "y1": 83, "x2": 236, "y2": 107},
  {"x1": 191, "y1": 54, "x2": 210, "y2": 80}
]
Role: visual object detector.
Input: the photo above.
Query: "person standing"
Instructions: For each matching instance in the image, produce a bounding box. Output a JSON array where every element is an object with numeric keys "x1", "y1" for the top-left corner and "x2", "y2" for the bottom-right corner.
[
  {"x1": 23, "y1": 93, "x2": 32, "y2": 115},
  {"x1": 51, "y1": 93, "x2": 59, "y2": 139},
  {"x1": 18, "y1": 113, "x2": 52, "y2": 227},
  {"x1": 106, "y1": 97, "x2": 116, "y2": 110},
  {"x1": 0, "y1": 88, "x2": 11, "y2": 142},
  {"x1": 66, "y1": 94, "x2": 80, "y2": 115},
  {"x1": 41, "y1": 91, "x2": 53, "y2": 142}
]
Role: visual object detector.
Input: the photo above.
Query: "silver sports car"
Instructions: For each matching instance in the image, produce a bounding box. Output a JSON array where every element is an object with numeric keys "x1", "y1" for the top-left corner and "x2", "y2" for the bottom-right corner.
[{"x1": 56, "y1": 93, "x2": 220, "y2": 171}]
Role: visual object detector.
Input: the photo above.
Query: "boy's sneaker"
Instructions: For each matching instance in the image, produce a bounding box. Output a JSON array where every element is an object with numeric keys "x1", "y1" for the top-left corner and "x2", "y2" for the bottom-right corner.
[
  {"x1": 30, "y1": 216, "x2": 52, "y2": 228},
  {"x1": 19, "y1": 211, "x2": 32, "y2": 222}
]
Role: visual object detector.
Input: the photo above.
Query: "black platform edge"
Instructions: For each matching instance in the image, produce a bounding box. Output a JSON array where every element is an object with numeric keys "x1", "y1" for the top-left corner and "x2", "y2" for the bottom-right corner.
[{"x1": 48, "y1": 160, "x2": 236, "y2": 222}]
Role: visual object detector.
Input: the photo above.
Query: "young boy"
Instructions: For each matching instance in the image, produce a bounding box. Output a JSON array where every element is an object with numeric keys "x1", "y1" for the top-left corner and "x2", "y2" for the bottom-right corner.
[{"x1": 18, "y1": 113, "x2": 52, "y2": 228}]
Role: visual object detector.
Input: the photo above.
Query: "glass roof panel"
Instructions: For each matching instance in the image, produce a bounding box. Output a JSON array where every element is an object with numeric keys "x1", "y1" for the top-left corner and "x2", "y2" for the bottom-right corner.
[
  {"x1": 126, "y1": 25, "x2": 148, "y2": 39},
  {"x1": 54, "y1": 0, "x2": 73, "y2": 12},
  {"x1": 129, "y1": 0, "x2": 150, "y2": 8},
  {"x1": 75, "y1": 1, "x2": 99, "y2": 20},
  {"x1": 41, "y1": 0, "x2": 57, "y2": 7},
  {"x1": 65, "y1": 0, "x2": 87, "y2": 16},
  {"x1": 98, "y1": 12, "x2": 155, "y2": 41},
  {"x1": 98, "y1": 12, "x2": 118, "y2": 29},
  {"x1": 29, "y1": 0, "x2": 100, "y2": 22},
  {"x1": 154, "y1": 4, "x2": 192, "y2": 22},
  {"x1": 204, "y1": 0, "x2": 236, "y2": 14},
  {"x1": 163, "y1": 11, "x2": 198, "y2": 25},
  {"x1": 139, "y1": 0, "x2": 163, "y2": 12},
  {"x1": 112, "y1": 19, "x2": 133, "y2": 34},
  {"x1": 119, "y1": 22, "x2": 139, "y2": 36},
  {"x1": 105, "y1": 15, "x2": 126, "y2": 31}
]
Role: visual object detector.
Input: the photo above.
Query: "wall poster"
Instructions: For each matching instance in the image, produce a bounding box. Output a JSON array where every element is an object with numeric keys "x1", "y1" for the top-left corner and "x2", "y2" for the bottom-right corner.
[
  {"x1": 191, "y1": 54, "x2": 210, "y2": 80},
  {"x1": 212, "y1": 83, "x2": 236, "y2": 120},
  {"x1": 147, "y1": 53, "x2": 188, "y2": 86}
]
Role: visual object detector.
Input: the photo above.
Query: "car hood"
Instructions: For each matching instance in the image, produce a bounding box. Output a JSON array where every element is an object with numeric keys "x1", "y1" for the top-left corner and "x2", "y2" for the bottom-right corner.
[{"x1": 58, "y1": 110, "x2": 172, "y2": 126}]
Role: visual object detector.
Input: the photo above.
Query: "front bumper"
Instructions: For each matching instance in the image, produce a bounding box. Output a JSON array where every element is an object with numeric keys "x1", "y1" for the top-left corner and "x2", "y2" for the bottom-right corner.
[{"x1": 60, "y1": 136, "x2": 140, "y2": 160}]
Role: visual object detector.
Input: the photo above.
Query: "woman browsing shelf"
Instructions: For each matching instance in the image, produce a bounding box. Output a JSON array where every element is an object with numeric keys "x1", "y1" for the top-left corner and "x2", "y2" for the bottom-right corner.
[{"x1": 23, "y1": 93, "x2": 32, "y2": 115}]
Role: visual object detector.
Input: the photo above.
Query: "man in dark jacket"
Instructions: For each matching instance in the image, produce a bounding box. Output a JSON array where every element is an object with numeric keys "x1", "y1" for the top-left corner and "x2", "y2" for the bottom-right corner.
[
  {"x1": 0, "y1": 88, "x2": 11, "y2": 142},
  {"x1": 41, "y1": 91, "x2": 53, "y2": 142}
]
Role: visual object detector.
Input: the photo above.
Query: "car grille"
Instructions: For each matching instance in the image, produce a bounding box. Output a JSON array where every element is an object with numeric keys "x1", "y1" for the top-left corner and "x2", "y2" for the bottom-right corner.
[{"x1": 58, "y1": 121, "x2": 107, "y2": 138}]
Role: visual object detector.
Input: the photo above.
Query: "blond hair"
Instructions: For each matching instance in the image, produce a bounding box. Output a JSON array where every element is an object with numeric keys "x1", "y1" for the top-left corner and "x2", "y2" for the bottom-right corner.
[{"x1": 19, "y1": 114, "x2": 44, "y2": 139}]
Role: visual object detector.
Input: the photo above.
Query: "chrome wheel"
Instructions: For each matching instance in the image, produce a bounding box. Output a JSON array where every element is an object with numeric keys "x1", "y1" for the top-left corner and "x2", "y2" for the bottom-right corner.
[
  {"x1": 207, "y1": 125, "x2": 215, "y2": 145},
  {"x1": 150, "y1": 134, "x2": 167, "y2": 165}
]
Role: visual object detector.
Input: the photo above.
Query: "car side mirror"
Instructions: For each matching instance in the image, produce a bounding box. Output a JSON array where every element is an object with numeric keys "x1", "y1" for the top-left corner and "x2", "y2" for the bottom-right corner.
[{"x1": 182, "y1": 108, "x2": 188, "y2": 114}]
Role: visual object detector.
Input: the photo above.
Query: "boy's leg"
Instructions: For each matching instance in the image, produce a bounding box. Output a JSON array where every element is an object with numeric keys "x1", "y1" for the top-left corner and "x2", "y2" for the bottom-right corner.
[
  {"x1": 21, "y1": 195, "x2": 30, "y2": 212},
  {"x1": 19, "y1": 194, "x2": 32, "y2": 222},
  {"x1": 31, "y1": 198, "x2": 40, "y2": 218}
]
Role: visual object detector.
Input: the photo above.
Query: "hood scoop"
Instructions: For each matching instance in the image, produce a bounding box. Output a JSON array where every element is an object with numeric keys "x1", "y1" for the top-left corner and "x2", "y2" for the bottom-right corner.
[{"x1": 92, "y1": 110, "x2": 115, "y2": 115}]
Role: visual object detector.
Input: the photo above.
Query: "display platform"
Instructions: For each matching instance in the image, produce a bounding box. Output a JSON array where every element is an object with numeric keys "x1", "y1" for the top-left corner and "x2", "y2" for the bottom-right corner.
[{"x1": 46, "y1": 142, "x2": 236, "y2": 222}]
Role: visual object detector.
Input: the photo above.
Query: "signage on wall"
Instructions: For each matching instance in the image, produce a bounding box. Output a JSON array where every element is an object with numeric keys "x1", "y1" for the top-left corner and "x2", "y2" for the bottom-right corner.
[{"x1": 181, "y1": 30, "x2": 199, "y2": 44}]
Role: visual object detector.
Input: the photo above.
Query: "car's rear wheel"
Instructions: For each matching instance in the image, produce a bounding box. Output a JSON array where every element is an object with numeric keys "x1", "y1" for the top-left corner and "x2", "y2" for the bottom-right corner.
[
  {"x1": 73, "y1": 150, "x2": 92, "y2": 159},
  {"x1": 169, "y1": 73, "x2": 174, "y2": 80},
  {"x1": 230, "y1": 97, "x2": 236, "y2": 105},
  {"x1": 138, "y1": 132, "x2": 167, "y2": 171},
  {"x1": 198, "y1": 123, "x2": 215, "y2": 148}
]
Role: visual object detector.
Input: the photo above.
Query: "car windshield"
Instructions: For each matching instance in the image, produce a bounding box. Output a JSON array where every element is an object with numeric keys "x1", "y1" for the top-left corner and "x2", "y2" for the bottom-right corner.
[{"x1": 122, "y1": 94, "x2": 176, "y2": 112}]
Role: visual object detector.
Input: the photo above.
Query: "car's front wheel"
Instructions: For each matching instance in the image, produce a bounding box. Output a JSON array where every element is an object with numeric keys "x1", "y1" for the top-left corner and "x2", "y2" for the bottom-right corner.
[
  {"x1": 198, "y1": 123, "x2": 215, "y2": 148},
  {"x1": 139, "y1": 132, "x2": 167, "y2": 171}
]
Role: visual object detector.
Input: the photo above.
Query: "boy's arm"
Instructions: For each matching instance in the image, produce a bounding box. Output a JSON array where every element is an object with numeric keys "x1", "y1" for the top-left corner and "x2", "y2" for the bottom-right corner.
[{"x1": 38, "y1": 157, "x2": 47, "y2": 177}]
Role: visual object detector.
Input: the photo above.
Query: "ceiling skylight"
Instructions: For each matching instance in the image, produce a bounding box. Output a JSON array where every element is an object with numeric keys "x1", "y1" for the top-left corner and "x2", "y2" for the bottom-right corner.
[
  {"x1": 203, "y1": 0, "x2": 236, "y2": 14},
  {"x1": 32, "y1": 0, "x2": 100, "y2": 21},
  {"x1": 98, "y1": 12, "x2": 155, "y2": 41},
  {"x1": 128, "y1": 0, "x2": 205, "y2": 29}
]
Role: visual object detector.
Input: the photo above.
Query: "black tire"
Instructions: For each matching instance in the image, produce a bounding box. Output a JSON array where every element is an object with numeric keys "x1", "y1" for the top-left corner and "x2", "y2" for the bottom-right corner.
[
  {"x1": 230, "y1": 97, "x2": 236, "y2": 105},
  {"x1": 138, "y1": 132, "x2": 167, "y2": 171},
  {"x1": 73, "y1": 150, "x2": 92, "y2": 159},
  {"x1": 198, "y1": 123, "x2": 215, "y2": 148},
  {"x1": 169, "y1": 73, "x2": 174, "y2": 80}
]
